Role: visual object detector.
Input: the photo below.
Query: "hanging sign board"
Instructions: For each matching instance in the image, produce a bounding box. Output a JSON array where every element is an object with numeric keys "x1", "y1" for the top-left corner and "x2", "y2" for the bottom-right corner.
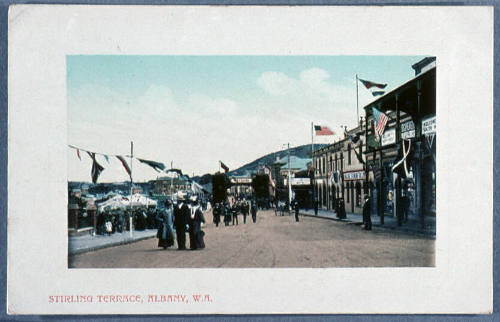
[
  {"x1": 400, "y1": 120, "x2": 415, "y2": 139},
  {"x1": 422, "y1": 116, "x2": 436, "y2": 135},
  {"x1": 381, "y1": 128, "x2": 396, "y2": 146}
]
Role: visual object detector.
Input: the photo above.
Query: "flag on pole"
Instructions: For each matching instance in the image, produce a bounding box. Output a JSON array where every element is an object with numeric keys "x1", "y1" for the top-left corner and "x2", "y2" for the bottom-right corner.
[
  {"x1": 220, "y1": 161, "x2": 229, "y2": 173},
  {"x1": 116, "y1": 155, "x2": 131, "y2": 177},
  {"x1": 359, "y1": 78, "x2": 387, "y2": 96},
  {"x1": 87, "y1": 152, "x2": 104, "y2": 183},
  {"x1": 314, "y1": 125, "x2": 335, "y2": 136},
  {"x1": 372, "y1": 107, "x2": 389, "y2": 139},
  {"x1": 358, "y1": 78, "x2": 387, "y2": 89},
  {"x1": 76, "y1": 148, "x2": 81, "y2": 161},
  {"x1": 137, "y1": 158, "x2": 166, "y2": 172}
]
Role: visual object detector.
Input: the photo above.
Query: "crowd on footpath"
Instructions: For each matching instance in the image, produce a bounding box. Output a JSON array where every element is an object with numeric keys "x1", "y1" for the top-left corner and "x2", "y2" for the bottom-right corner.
[{"x1": 96, "y1": 207, "x2": 158, "y2": 236}]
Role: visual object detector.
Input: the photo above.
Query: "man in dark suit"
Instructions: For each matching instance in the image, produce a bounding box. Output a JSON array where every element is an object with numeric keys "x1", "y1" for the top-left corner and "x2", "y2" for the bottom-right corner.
[
  {"x1": 362, "y1": 195, "x2": 372, "y2": 231},
  {"x1": 174, "y1": 198, "x2": 189, "y2": 250},
  {"x1": 292, "y1": 198, "x2": 300, "y2": 222}
]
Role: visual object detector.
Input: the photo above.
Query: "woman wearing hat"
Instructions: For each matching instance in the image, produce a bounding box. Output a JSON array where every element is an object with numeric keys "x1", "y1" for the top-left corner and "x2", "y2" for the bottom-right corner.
[{"x1": 157, "y1": 200, "x2": 175, "y2": 249}]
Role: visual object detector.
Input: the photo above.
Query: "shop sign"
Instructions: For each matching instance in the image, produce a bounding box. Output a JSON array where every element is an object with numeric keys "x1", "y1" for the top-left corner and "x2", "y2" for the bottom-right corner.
[
  {"x1": 422, "y1": 116, "x2": 436, "y2": 135},
  {"x1": 291, "y1": 178, "x2": 310, "y2": 186},
  {"x1": 343, "y1": 171, "x2": 365, "y2": 181},
  {"x1": 285, "y1": 178, "x2": 311, "y2": 185},
  {"x1": 400, "y1": 120, "x2": 415, "y2": 139},
  {"x1": 381, "y1": 128, "x2": 396, "y2": 146},
  {"x1": 231, "y1": 177, "x2": 252, "y2": 184}
]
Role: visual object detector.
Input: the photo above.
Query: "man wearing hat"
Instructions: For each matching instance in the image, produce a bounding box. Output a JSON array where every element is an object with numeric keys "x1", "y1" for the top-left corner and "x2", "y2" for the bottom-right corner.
[
  {"x1": 174, "y1": 195, "x2": 189, "y2": 250},
  {"x1": 362, "y1": 194, "x2": 372, "y2": 231}
]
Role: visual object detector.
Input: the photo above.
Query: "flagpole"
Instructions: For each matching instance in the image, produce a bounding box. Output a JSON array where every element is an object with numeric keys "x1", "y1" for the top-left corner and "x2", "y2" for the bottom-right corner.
[
  {"x1": 311, "y1": 122, "x2": 314, "y2": 157},
  {"x1": 129, "y1": 141, "x2": 134, "y2": 237},
  {"x1": 311, "y1": 122, "x2": 315, "y2": 207},
  {"x1": 356, "y1": 74, "x2": 360, "y2": 126}
]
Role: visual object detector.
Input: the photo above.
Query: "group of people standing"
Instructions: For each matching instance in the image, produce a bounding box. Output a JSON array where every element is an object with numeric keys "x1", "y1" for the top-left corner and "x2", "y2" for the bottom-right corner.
[
  {"x1": 275, "y1": 199, "x2": 300, "y2": 222},
  {"x1": 156, "y1": 197, "x2": 206, "y2": 251},
  {"x1": 212, "y1": 198, "x2": 258, "y2": 227}
]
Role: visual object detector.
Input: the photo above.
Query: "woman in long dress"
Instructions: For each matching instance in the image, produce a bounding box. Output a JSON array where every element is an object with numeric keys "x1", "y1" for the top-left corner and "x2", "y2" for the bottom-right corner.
[
  {"x1": 158, "y1": 200, "x2": 175, "y2": 249},
  {"x1": 188, "y1": 199, "x2": 206, "y2": 250}
]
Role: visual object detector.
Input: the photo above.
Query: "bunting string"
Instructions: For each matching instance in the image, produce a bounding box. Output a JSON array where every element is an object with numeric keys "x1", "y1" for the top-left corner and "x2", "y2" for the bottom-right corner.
[{"x1": 68, "y1": 144, "x2": 170, "y2": 183}]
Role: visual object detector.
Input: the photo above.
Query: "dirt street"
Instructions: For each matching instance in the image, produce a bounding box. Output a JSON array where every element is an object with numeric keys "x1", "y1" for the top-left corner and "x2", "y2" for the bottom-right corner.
[{"x1": 69, "y1": 210, "x2": 434, "y2": 268}]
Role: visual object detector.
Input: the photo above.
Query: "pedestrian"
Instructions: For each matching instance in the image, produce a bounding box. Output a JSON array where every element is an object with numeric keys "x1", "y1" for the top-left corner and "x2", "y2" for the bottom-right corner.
[
  {"x1": 362, "y1": 194, "x2": 372, "y2": 230},
  {"x1": 402, "y1": 194, "x2": 410, "y2": 223},
  {"x1": 212, "y1": 202, "x2": 221, "y2": 227},
  {"x1": 279, "y1": 201, "x2": 285, "y2": 216},
  {"x1": 223, "y1": 201, "x2": 231, "y2": 226},
  {"x1": 232, "y1": 202, "x2": 239, "y2": 225},
  {"x1": 313, "y1": 199, "x2": 319, "y2": 216},
  {"x1": 157, "y1": 200, "x2": 175, "y2": 249},
  {"x1": 174, "y1": 197, "x2": 189, "y2": 250},
  {"x1": 292, "y1": 198, "x2": 300, "y2": 222},
  {"x1": 188, "y1": 199, "x2": 206, "y2": 250},
  {"x1": 117, "y1": 210, "x2": 124, "y2": 233},
  {"x1": 336, "y1": 199, "x2": 346, "y2": 219},
  {"x1": 241, "y1": 199, "x2": 249, "y2": 224},
  {"x1": 251, "y1": 199, "x2": 257, "y2": 223}
]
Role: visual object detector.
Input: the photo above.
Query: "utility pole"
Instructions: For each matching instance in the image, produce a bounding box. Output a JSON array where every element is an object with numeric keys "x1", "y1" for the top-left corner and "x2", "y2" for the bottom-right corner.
[
  {"x1": 288, "y1": 143, "x2": 292, "y2": 211},
  {"x1": 170, "y1": 161, "x2": 173, "y2": 198},
  {"x1": 356, "y1": 74, "x2": 360, "y2": 127},
  {"x1": 129, "y1": 141, "x2": 134, "y2": 237}
]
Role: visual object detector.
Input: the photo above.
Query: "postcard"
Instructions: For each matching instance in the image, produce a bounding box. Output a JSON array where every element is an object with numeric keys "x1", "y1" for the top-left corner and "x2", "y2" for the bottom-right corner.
[{"x1": 7, "y1": 5, "x2": 493, "y2": 314}]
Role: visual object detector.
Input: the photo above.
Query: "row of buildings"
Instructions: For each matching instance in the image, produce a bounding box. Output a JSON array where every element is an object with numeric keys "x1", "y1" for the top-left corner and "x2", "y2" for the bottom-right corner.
[{"x1": 312, "y1": 57, "x2": 436, "y2": 225}]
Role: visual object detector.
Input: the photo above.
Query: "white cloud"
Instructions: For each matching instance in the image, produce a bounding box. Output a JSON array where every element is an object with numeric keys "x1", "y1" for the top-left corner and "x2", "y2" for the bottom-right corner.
[
  {"x1": 257, "y1": 68, "x2": 356, "y2": 105},
  {"x1": 257, "y1": 71, "x2": 299, "y2": 96}
]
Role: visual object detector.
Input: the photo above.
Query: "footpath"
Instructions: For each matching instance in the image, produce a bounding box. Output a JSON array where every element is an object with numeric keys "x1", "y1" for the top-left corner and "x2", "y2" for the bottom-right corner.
[
  {"x1": 68, "y1": 229, "x2": 157, "y2": 255},
  {"x1": 299, "y1": 208, "x2": 435, "y2": 237}
]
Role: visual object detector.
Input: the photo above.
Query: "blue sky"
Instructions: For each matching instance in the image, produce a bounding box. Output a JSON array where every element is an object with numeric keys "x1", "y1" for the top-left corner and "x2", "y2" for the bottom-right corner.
[{"x1": 67, "y1": 55, "x2": 424, "y2": 182}]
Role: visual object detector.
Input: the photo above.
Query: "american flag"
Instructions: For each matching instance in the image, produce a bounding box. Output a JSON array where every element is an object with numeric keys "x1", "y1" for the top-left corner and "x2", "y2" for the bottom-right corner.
[
  {"x1": 314, "y1": 125, "x2": 334, "y2": 136},
  {"x1": 372, "y1": 107, "x2": 388, "y2": 139}
]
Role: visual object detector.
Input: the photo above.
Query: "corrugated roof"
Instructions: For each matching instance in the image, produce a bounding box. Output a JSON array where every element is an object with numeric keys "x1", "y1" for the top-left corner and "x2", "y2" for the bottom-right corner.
[{"x1": 279, "y1": 156, "x2": 311, "y2": 171}]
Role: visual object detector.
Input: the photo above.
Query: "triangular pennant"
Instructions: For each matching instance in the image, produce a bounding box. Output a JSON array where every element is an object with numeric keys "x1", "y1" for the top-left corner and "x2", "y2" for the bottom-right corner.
[
  {"x1": 137, "y1": 158, "x2": 165, "y2": 172},
  {"x1": 87, "y1": 152, "x2": 104, "y2": 183},
  {"x1": 116, "y1": 155, "x2": 132, "y2": 178}
]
